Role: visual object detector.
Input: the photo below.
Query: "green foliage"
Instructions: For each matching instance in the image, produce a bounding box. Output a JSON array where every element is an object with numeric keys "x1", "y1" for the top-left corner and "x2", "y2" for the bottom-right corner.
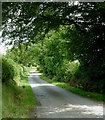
[
  {"x1": 5, "y1": 44, "x2": 37, "y2": 67},
  {"x1": 35, "y1": 28, "x2": 80, "y2": 83},
  {"x1": 2, "y1": 56, "x2": 30, "y2": 83},
  {"x1": 64, "y1": 61, "x2": 79, "y2": 82},
  {"x1": 2, "y1": 56, "x2": 17, "y2": 82},
  {"x1": 35, "y1": 25, "x2": 105, "y2": 94},
  {"x1": 2, "y1": 2, "x2": 105, "y2": 94},
  {"x1": 3, "y1": 2, "x2": 105, "y2": 45}
]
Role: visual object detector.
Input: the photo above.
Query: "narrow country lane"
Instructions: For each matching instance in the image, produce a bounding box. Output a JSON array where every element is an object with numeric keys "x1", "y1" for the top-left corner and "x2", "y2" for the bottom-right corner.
[{"x1": 28, "y1": 71, "x2": 103, "y2": 118}]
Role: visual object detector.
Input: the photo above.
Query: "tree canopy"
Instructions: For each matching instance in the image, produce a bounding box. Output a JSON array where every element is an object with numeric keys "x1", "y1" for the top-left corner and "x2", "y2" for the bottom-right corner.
[
  {"x1": 2, "y1": 2, "x2": 105, "y2": 45},
  {"x1": 2, "y1": 2, "x2": 105, "y2": 94}
]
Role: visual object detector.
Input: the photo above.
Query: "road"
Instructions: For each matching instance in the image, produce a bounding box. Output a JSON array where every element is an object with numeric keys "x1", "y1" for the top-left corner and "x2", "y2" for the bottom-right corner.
[{"x1": 28, "y1": 71, "x2": 103, "y2": 118}]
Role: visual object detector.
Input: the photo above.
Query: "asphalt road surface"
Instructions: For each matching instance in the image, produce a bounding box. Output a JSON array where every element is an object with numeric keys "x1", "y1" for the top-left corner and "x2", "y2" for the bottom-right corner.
[{"x1": 28, "y1": 71, "x2": 103, "y2": 118}]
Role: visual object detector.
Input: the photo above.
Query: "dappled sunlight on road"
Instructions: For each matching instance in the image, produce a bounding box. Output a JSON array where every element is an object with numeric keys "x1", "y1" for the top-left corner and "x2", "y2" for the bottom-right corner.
[
  {"x1": 34, "y1": 104, "x2": 103, "y2": 118},
  {"x1": 67, "y1": 104, "x2": 103, "y2": 116}
]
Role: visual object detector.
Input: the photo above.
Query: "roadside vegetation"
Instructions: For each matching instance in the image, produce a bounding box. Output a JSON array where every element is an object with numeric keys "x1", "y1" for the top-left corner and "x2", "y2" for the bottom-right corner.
[
  {"x1": 40, "y1": 74, "x2": 105, "y2": 102},
  {"x1": 2, "y1": 56, "x2": 37, "y2": 118}
]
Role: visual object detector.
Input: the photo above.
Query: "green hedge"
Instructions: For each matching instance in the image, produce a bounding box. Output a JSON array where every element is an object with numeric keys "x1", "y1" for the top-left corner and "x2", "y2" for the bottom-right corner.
[
  {"x1": 2, "y1": 57, "x2": 17, "y2": 82},
  {"x1": 2, "y1": 56, "x2": 29, "y2": 83}
]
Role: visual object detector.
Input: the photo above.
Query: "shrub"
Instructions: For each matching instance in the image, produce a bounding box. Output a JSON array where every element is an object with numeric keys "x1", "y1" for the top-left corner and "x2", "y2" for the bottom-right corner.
[
  {"x1": 2, "y1": 56, "x2": 30, "y2": 83},
  {"x1": 2, "y1": 57, "x2": 16, "y2": 82},
  {"x1": 64, "y1": 61, "x2": 79, "y2": 82}
]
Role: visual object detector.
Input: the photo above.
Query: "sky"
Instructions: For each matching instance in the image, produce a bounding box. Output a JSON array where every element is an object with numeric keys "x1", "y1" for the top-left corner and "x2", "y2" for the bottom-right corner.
[
  {"x1": 0, "y1": 31, "x2": 11, "y2": 55},
  {"x1": 0, "y1": 43, "x2": 7, "y2": 55},
  {"x1": 0, "y1": 41, "x2": 12, "y2": 55},
  {"x1": 0, "y1": 31, "x2": 6, "y2": 55}
]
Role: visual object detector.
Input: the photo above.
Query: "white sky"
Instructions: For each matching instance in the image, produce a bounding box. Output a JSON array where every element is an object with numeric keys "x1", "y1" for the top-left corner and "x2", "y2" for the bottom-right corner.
[
  {"x1": 0, "y1": 31, "x2": 12, "y2": 55},
  {"x1": 0, "y1": 43, "x2": 7, "y2": 55},
  {"x1": 0, "y1": 31, "x2": 6, "y2": 55},
  {"x1": 0, "y1": 39, "x2": 7, "y2": 55},
  {"x1": 0, "y1": 41, "x2": 12, "y2": 55}
]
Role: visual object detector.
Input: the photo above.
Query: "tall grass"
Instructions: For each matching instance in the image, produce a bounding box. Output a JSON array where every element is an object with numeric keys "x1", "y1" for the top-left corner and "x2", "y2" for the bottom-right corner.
[{"x1": 2, "y1": 75, "x2": 37, "y2": 118}]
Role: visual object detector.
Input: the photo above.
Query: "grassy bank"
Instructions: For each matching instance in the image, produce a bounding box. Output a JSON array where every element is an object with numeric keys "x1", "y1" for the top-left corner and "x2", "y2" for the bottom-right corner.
[
  {"x1": 2, "y1": 74, "x2": 37, "y2": 118},
  {"x1": 40, "y1": 74, "x2": 105, "y2": 102}
]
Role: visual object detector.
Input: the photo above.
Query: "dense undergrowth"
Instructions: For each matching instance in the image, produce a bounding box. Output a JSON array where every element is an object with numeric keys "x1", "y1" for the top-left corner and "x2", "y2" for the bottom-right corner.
[{"x1": 2, "y1": 56, "x2": 36, "y2": 118}]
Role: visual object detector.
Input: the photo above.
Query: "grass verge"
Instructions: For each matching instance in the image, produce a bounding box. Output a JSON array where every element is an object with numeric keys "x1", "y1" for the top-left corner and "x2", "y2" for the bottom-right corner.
[
  {"x1": 40, "y1": 74, "x2": 105, "y2": 102},
  {"x1": 2, "y1": 74, "x2": 37, "y2": 118}
]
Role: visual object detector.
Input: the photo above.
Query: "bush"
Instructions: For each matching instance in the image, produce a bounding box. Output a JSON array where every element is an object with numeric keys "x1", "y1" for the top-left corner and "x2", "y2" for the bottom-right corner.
[
  {"x1": 2, "y1": 57, "x2": 17, "y2": 82},
  {"x1": 64, "y1": 61, "x2": 79, "y2": 82},
  {"x1": 2, "y1": 56, "x2": 30, "y2": 83}
]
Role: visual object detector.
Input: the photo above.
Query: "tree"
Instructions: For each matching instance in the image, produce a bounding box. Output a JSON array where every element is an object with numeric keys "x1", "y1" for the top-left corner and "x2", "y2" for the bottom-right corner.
[
  {"x1": 2, "y1": 2, "x2": 105, "y2": 45},
  {"x1": 2, "y1": 2, "x2": 105, "y2": 93},
  {"x1": 5, "y1": 43, "x2": 37, "y2": 66}
]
